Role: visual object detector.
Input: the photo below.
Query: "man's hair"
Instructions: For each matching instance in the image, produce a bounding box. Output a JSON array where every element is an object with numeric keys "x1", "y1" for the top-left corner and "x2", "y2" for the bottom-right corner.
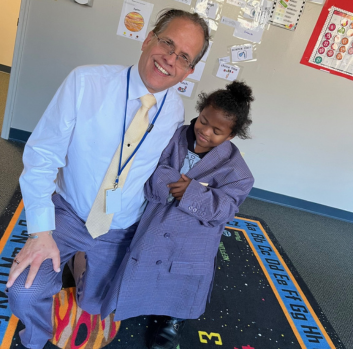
[{"x1": 152, "y1": 9, "x2": 210, "y2": 67}]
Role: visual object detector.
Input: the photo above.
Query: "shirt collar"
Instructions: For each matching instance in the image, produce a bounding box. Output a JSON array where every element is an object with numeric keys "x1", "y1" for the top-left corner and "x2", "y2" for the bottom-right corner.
[{"x1": 129, "y1": 65, "x2": 168, "y2": 108}]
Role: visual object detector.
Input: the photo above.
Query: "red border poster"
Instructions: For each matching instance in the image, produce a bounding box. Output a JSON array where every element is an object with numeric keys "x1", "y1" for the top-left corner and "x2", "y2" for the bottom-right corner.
[{"x1": 300, "y1": 0, "x2": 353, "y2": 80}]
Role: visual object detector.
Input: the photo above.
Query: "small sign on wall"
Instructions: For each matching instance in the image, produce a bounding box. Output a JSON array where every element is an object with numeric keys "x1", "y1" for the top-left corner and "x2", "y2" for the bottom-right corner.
[
  {"x1": 173, "y1": 80, "x2": 195, "y2": 98},
  {"x1": 216, "y1": 63, "x2": 240, "y2": 81}
]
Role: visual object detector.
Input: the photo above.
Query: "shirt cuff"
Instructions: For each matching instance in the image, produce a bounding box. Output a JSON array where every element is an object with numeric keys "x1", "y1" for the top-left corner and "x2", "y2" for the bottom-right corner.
[{"x1": 25, "y1": 207, "x2": 56, "y2": 234}]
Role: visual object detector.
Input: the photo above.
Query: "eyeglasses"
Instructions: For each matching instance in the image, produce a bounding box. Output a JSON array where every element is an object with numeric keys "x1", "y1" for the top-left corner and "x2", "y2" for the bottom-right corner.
[{"x1": 154, "y1": 33, "x2": 194, "y2": 70}]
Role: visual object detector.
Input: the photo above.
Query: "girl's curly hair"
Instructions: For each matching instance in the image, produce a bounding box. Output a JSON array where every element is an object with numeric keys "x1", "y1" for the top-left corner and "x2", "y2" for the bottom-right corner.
[{"x1": 196, "y1": 80, "x2": 254, "y2": 139}]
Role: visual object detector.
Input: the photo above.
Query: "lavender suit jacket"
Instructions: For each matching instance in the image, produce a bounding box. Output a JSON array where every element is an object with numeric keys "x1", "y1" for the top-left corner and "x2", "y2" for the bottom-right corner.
[{"x1": 101, "y1": 125, "x2": 254, "y2": 321}]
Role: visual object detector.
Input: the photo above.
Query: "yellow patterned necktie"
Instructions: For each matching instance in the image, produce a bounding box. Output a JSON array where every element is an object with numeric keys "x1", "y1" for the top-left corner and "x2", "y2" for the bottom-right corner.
[{"x1": 85, "y1": 94, "x2": 157, "y2": 238}]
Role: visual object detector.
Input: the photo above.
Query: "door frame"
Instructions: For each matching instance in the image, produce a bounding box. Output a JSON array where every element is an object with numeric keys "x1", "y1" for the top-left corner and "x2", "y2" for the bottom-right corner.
[{"x1": 1, "y1": 0, "x2": 30, "y2": 140}]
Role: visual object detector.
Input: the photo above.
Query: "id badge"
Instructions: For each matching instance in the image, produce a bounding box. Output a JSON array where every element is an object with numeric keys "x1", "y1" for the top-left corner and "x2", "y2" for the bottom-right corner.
[{"x1": 105, "y1": 188, "x2": 122, "y2": 214}]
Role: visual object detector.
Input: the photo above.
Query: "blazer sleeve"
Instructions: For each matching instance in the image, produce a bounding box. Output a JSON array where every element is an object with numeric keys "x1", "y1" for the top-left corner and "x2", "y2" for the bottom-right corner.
[
  {"x1": 177, "y1": 173, "x2": 254, "y2": 227},
  {"x1": 144, "y1": 131, "x2": 182, "y2": 204}
]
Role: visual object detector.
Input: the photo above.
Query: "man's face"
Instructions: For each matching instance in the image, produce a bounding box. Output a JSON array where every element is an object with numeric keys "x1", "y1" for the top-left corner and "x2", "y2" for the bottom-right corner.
[{"x1": 138, "y1": 17, "x2": 205, "y2": 94}]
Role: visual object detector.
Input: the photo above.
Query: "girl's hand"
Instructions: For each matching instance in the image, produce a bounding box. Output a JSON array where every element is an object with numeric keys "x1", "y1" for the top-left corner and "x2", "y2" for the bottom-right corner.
[{"x1": 168, "y1": 174, "x2": 192, "y2": 200}]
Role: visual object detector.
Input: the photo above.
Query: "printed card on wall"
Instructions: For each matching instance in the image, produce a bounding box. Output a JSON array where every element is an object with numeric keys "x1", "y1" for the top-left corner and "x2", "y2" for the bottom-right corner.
[
  {"x1": 216, "y1": 63, "x2": 240, "y2": 80},
  {"x1": 260, "y1": 0, "x2": 274, "y2": 26},
  {"x1": 269, "y1": 0, "x2": 306, "y2": 30},
  {"x1": 195, "y1": 0, "x2": 220, "y2": 20},
  {"x1": 173, "y1": 0, "x2": 192, "y2": 5},
  {"x1": 221, "y1": 16, "x2": 238, "y2": 28},
  {"x1": 227, "y1": 0, "x2": 246, "y2": 7},
  {"x1": 308, "y1": 7, "x2": 353, "y2": 78},
  {"x1": 117, "y1": 0, "x2": 154, "y2": 42},
  {"x1": 308, "y1": 0, "x2": 324, "y2": 4},
  {"x1": 242, "y1": 2, "x2": 259, "y2": 20},
  {"x1": 246, "y1": 0, "x2": 273, "y2": 26},
  {"x1": 188, "y1": 61, "x2": 206, "y2": 81},
  {"x1": 219, "y1": 56, "x2": 231, "y2": 63},
  {"x1": 231, "y1": 44, "x2": 253, "y2": 62},
  {"x1": 233, "y1": 19, "x2": 265, "y2": 43},
  {"x1": 173, "y1": 80, "x2": 195, "y2": 98}
]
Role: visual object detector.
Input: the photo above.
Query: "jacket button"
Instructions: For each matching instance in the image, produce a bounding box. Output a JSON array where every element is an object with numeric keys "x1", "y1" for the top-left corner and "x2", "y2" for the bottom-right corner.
[
  {"x1": 193, "y1": 208, "x2": 197, "y2": 212},
  {"x1": 164, "y1": 233, "x2": 170, "y2": 238},
  {"x1": 188, "y1": 206, "x2": 193, "y2": 210},
  {"x1": 156, "y1": 260, "x2": 162, "y2": 265}
]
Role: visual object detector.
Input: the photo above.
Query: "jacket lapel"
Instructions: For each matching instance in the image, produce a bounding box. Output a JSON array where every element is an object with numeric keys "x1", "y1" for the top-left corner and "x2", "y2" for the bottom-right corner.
[
  {"x1": 177, "y1": 127, "x2": 189, "y2": 169},
  {"x1": 186, "y1": 140, "x2": 233, "y2": 179}
]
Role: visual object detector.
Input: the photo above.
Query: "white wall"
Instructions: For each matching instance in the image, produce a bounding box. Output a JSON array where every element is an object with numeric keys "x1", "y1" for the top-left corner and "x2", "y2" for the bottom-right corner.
[
  {"x1": 6, "y1": 0, "x2": 353, "y2": 212},
  {"x1": 0, "y1": 0, "x2": 21, "y2": 66}
]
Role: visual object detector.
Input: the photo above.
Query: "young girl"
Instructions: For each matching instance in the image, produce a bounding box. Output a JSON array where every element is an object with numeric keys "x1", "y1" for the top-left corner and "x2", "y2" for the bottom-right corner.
[{"x1": 101, "y1": 80, "x2": 255, "y2": 349}]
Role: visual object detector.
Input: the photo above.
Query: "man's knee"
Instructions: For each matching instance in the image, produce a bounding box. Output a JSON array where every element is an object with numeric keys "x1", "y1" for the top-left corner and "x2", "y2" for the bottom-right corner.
[
  {"x1": 7, "y1": 262, "x2": 61, "y2": 312},
  {"x1": 7, "y1": 279, "x2": 39, "y2": 316}
]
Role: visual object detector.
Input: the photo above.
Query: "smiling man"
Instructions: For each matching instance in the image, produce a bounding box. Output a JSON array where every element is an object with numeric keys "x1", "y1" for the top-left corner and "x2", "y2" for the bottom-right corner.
[
  {"x1": 139, "y1": 16, "x2": 205, "y2": 93},
  {"x1": 6, "y1": 9, "x2": 209, "y2": 349}
]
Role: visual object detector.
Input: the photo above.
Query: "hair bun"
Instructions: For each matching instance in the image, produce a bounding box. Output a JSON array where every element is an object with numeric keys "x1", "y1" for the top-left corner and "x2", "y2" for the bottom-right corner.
[{"x1": 226, "y1": 80, "x2": 254, "y2": 104}]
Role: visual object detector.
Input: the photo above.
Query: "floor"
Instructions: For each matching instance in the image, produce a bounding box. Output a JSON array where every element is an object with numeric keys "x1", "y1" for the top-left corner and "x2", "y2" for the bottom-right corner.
[{"x1": 0, "y1": 73, "x2": 352, "y2": 348}]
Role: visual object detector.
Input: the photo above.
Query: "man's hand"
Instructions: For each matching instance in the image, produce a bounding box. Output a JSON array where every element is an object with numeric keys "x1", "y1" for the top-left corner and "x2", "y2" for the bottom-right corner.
[
  {"x1": 168, "y1": 174, "x2": 192, "y2": 201},
  {"x1": 6, "y1": 231, "x2": 61, "y2": 289}
]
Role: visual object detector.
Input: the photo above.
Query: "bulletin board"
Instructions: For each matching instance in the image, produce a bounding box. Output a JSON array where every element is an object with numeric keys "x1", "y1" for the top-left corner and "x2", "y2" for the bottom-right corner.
[{"x1": 300, "y1": 0, "x2": 353, "y2": 80}]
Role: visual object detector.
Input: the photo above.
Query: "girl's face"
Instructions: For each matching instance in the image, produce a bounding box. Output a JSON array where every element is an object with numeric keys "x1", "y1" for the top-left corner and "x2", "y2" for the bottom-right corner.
[{"x1": 194, "y1": 105, "x2": 235, "y2": 153}]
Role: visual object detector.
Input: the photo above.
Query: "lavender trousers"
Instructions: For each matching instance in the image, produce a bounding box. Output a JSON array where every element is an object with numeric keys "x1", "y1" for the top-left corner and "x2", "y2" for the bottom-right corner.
[{"x1": 7, "y1": 194, "x2": 137, "y2": 349}]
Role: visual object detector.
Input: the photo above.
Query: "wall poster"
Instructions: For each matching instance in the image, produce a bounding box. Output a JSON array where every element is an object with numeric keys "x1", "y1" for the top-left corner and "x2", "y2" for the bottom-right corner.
[
  {"x1": 301, "y1": 0, "x2": 353, "y2": 81},
  {"x1": 269, "y1": 0, "x2": 306, "y2": 30},
  {"x1": 117, "y1": 0, "x2": 154, "y2": 42}
]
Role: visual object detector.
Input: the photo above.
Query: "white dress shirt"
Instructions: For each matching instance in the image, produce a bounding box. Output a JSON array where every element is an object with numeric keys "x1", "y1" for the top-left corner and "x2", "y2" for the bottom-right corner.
[{"x1": 20, "y1": 64, "x2": 184, "y2": 234}]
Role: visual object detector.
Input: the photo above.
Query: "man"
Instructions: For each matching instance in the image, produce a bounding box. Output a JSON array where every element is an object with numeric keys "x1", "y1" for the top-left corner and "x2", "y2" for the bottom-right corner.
[{"x1": 6, "y1": 9, "x2": 209, "y2": 349}]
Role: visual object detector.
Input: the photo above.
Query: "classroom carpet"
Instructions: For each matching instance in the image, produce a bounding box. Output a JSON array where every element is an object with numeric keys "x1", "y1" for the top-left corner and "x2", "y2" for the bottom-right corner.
[{"x1": 0, "y1": 192, "x2": 345, "y2": 349}]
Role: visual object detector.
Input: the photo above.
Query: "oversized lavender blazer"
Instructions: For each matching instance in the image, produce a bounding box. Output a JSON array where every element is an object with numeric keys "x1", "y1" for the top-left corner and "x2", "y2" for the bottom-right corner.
[{"x1": 101, "y1": 125, "x2": 254, "y2": 321}]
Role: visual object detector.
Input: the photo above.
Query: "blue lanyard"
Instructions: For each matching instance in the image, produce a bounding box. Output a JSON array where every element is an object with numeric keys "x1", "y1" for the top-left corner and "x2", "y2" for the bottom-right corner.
[{"x1": 115, "y1": 66, "x2": 168, "y2": 187}]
